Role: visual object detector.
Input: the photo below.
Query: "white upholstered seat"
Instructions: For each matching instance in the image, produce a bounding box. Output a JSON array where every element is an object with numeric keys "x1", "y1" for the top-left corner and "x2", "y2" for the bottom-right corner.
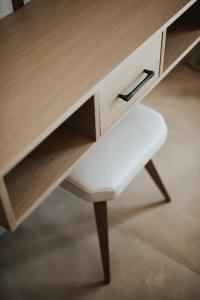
[{"x1": 64, "y1": 104, "x2": 167, "y2": 203}]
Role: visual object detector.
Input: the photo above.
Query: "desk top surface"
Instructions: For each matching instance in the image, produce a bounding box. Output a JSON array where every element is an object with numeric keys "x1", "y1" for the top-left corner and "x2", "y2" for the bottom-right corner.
[{"x1": 0, "y1": 0, "x2": 195, "y2": 175}]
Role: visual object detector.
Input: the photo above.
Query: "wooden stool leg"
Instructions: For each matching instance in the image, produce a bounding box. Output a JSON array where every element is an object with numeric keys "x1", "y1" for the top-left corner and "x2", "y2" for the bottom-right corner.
[
  {"x1": 93, "y1": 201, "x2": 110, "y2": 284},
  {"x1": 145, "y1": 160, "x2": 171, "y2": 202}
]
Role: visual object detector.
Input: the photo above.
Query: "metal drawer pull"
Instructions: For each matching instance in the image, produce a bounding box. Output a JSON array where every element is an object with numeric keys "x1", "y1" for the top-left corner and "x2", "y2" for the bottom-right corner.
[{"x1": 118, "y1": 69, "x2": 155, "y2": 102}]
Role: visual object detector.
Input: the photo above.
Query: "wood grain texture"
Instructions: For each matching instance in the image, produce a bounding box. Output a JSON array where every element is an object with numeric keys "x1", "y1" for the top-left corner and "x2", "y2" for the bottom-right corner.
[
  {"x1": 67, "y1": 97, "x2": 99, "y2": 140},
  {"x1": 5, "y1": 126, "x2": 94, "y2": 224},
  {"x1": 3, "y1": 97, "x2": 97, "y2": 229},
  {"x1": 0, "y1": 0, "x2": 197, "y2": 176}
]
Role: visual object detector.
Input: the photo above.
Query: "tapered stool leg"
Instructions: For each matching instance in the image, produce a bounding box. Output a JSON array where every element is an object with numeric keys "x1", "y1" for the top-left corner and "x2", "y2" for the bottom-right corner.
[
  {"x1": 145, "y1": 160, "x2": 171, "y2": 202},
  {"x1": 93, "y1": 201, "x2": 110, "y2": 284}
]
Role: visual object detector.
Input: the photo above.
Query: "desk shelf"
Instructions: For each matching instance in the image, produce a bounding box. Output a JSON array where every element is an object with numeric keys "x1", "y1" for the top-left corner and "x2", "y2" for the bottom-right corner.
[
  {"x1": 3, "y1": 97, "x2": 97, "y2": 229},
  {"x1": 163, "y1": 2, "x2": 200, "y2": 72}
]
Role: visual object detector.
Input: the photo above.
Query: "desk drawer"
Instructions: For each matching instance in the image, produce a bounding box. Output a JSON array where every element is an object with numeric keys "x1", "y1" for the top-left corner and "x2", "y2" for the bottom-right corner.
[{"x1": 99, "y1": 32, "x2": 162, "y2": 133}]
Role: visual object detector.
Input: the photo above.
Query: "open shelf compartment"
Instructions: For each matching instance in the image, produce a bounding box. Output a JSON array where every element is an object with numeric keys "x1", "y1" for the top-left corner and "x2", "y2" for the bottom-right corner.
[
  {"x1": 163, "y1": 1, "x2": 200, "y2": 72},
  {"x1": 4, "y1": 97, "x2": 97, "y2": 225}
]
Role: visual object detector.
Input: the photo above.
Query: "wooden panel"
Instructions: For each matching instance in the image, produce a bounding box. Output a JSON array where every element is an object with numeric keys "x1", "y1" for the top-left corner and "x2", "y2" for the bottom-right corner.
[
  {"x1": 67, "y1": 97, "x2": 99, "y2": 140},
  {"x1": 160, "y1": 30, "x2": 167, "y2": 75},
  {"x1": 3, "y1": 96, "x2": 98, "y2": 228},
  {"x1": 0, "y1": 179, "x2": 15, "y2": 230},
  {"x1": 5, "y1": 127, "x2": 94, "y2": 224},
  {"x1": 99, "y1": 33, "x2": 162, "y2": 133},
  {"x1": 164, "y1": 2, "x2": 200, "y2": 71},
  {"x1": 0, "y1": 0, "x2": 197, "y2": 176},
  {"x1": 0, "y1": 196, "x2": 9, "y2": 229}
]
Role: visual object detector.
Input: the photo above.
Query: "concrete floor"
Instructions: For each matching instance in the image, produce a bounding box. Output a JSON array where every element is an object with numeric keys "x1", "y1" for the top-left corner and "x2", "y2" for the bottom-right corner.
[{"x1": 0, "y1": 62, "x2": 200, "y2": 300}]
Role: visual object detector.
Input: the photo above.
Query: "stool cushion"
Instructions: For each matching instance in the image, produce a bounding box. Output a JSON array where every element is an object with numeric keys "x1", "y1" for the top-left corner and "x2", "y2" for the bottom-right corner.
[{"x1": 64, "y1": 104, "x2": 167, "y2": 202}]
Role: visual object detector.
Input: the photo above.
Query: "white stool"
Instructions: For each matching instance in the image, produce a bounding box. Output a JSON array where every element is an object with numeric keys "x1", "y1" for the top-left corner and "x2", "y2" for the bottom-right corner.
[{"x1": 62, "y1": 104, "x2": 170, "y2": 284}]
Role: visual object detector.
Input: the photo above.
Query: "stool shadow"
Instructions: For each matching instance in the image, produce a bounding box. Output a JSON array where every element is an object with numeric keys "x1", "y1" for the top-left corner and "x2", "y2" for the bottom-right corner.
[{"x1": 109, "y1": 199, "x2": 167, "y2": 226}]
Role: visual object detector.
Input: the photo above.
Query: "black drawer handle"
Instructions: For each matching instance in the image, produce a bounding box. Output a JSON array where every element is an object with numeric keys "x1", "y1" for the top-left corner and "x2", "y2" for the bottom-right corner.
[{"x1": 118, "y1": 69, "x2": 155, "y2": 102}]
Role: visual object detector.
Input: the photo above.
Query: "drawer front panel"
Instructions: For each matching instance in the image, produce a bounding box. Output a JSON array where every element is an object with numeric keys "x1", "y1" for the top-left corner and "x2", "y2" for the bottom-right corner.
[{"x1": 99, "y1": 32, "x2": 162, "y2": 133}]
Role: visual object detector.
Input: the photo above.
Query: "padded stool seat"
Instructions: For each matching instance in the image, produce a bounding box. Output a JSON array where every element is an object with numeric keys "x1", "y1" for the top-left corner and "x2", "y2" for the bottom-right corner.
[
  {"x1": 65, "y1": 104, "x2": 167, "y2": 202},
  {"x1": 63, "y1": 103, "x2": 170, "y2": 284}
]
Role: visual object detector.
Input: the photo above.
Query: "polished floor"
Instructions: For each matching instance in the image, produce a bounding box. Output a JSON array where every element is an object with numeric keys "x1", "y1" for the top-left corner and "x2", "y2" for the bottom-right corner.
[{"x1": 0, "y1": 62, "x2": 200, "y2": 300}]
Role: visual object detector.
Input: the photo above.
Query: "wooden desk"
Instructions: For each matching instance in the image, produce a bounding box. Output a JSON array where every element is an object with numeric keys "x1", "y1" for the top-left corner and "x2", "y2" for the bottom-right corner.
[{"x1": 0, "y1": 0, "x2": 199, "y2": 230}]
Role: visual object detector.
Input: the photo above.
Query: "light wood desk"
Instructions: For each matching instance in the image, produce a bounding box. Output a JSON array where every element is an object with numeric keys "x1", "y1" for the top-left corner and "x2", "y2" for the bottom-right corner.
[{"x1": 0, "y1": 0, "x2": 199, "y2": 231}]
